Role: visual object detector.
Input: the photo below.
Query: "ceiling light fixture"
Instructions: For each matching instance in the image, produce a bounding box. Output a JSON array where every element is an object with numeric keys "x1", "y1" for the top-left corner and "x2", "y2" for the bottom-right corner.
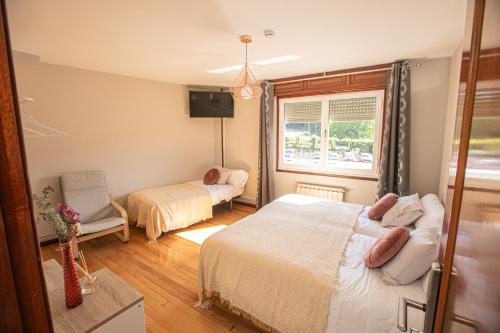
[
  {"x1": 252, "y1": 54, "x2": 301, "y2": 66},
  {"x1": 230, "y1": 35, "x2": 262, "y2": 101}
]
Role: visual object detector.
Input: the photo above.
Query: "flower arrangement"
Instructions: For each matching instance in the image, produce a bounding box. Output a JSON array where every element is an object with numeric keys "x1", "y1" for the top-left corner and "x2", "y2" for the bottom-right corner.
[{"x1": 34, "y1": 186, "x2": 82, "y2": 243}]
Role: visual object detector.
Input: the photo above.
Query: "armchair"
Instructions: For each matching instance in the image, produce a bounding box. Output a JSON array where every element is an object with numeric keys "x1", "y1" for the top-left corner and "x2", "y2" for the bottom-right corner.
[{"x1": 60, "y1": 170, "x2": 129, "y2": 257}]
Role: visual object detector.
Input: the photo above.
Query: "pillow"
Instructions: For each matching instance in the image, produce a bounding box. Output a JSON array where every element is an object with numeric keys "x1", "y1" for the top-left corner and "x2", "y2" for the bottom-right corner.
[
  {"x1": 381, "y1": 227, "x2": 439, "y2": 285},
  {"x1": 368, "y1": 193, "x2": 398, "y2": 220},
  {"x1": 203, "y1": 168, "x2": 220, "y2": 185},
  {"x1": 364, "y1": 226, "x2": 410, "y2": 268},
  {"x1": 227, "y1": 170, "x2": 249, "y2": 189},
  {"x1": 415, "y1": 194, "x2": 444, "y2": 230},
  {"x1": 214, "y1": 166, "x2": 231, "y2": 184},
  {"x1": 381, "y1": 193, "x2": 424, "y2": 227}
]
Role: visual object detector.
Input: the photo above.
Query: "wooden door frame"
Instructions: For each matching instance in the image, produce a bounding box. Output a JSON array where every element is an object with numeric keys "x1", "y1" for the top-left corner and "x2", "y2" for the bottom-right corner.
[
  {"x1": 432, "y1": 0, "x2": 485, "y2": 331},
  {"x1": 0, "y1": 0, "x2": 53, "y2": 332}
]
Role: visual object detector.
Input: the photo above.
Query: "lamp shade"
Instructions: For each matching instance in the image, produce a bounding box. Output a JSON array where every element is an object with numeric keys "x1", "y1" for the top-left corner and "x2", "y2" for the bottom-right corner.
[{"x1": 230, "y1": 35, "x2": 262, "y2": 101}]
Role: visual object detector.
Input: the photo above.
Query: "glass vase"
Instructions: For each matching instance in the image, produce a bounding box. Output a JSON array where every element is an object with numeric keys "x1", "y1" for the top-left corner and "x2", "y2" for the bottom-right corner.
[{"x1": 59, "y1": 241, "x2": 83, "y2": 308}]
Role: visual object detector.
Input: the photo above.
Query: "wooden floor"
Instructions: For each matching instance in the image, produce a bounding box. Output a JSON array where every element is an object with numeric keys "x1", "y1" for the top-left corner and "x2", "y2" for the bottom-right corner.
[{"x1": 41, "y1": 204, "x2": 260, "y2": 333}]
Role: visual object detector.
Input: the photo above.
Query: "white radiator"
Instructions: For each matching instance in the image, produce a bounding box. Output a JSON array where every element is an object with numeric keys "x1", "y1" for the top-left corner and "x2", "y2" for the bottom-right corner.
[{"x1": 296, "y1": 183, "x2": 346, "y2": 202}]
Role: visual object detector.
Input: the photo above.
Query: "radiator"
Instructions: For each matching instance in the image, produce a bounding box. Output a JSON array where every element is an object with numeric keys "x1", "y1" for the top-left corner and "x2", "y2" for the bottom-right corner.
[{"x1": 296, "y1": 182, "x2": 346, "y2": 202}]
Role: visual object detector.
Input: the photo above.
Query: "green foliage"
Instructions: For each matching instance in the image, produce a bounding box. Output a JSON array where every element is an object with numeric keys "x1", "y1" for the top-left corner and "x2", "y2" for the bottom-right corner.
[
  {"x1": 285, "y1": 120, "x2": 375, "y2": 153},
  {"x1": 33, "y1": 186, "x2": 82, "y2": 243}
]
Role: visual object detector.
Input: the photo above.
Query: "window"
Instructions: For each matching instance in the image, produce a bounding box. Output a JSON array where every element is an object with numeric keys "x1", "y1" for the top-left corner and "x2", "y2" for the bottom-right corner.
[{"x1": 278, "y1": 90, "x2": 384, "y2": 178}]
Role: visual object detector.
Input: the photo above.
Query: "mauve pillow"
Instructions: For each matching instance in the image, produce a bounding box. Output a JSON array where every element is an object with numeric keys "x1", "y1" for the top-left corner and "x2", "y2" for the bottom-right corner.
[
  {"x1": 203, "y1": 168, "x2": 220, "y2": 185},
  {"x1": 368, "y1": 193, "x2": 398, "y2": 220},
  {"x1": 364, "y1": 226, "x2": 411, "y2": 268}
]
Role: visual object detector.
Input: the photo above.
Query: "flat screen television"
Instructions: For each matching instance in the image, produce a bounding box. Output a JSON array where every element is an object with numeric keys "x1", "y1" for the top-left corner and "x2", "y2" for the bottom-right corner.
[{"x1": 189, "y1": 91, "x2": 234, "y2": 118}]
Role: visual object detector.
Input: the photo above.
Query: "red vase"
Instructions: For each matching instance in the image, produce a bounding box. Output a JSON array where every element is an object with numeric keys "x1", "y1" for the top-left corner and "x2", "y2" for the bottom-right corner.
[{"x1": 60, "y1": 241, "x2": 83, "y2": 308}]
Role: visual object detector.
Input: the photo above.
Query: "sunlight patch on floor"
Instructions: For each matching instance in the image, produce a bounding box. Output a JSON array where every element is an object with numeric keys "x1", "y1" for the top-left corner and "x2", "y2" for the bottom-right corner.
[{"x1": 175, "y1": 225, "x2": 227, "y2": 245}]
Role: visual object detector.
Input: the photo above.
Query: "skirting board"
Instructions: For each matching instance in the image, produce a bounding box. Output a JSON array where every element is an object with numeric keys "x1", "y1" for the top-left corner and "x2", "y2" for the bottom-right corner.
[
  {"x1": 234, "y1": 195, "x2": 257, "y2": 206},
  {"x1": 40, "y1": 195, "x2": 257, "y2": 245}
]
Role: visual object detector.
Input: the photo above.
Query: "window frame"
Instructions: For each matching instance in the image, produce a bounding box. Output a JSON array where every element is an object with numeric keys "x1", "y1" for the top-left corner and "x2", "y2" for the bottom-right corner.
[{"x1": 277, "y1": 90, "x2": 385, "y2": 180}]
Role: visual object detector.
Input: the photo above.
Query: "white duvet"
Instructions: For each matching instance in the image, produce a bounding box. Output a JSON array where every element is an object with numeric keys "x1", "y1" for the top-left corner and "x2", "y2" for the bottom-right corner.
[
  {"x1": 200, "y1": 194, "x2": 427, "y2": 333},
  {"x1": 199, "y1": 194, "x2": 364, "y2": 333}
]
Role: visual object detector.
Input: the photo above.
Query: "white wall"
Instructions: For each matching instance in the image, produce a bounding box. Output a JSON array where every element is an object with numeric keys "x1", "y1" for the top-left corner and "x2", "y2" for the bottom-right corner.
[
  {"x1": 409, "y1": 57, "x2": 452, "y2": 197},
  {"x1": 14, "y1": 58, "x2": 217, "y2": 240},
  {"x1": 223, "y1": 99, "x2": 260, "y2": 203},
  {"x1": 438, "y1": 45, "x2": 463, "y2": 200},
  {"x1": 224, "y1": 58, "x2": 454, "y2": 205}
]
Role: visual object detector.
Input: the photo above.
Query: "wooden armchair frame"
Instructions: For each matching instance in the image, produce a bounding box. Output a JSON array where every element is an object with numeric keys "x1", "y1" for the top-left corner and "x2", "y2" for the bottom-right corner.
[{"x1": 71, "y1": 195, "x2": 129, "y2": 258}]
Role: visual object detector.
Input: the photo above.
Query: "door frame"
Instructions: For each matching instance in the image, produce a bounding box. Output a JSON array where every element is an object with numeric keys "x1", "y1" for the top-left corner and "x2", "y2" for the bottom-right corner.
[
  {"x1": 433, "y1": 0, "x2": 485, "y2": 331},
  {"x1": 0, "y1": 0, "x2": 53, "y2": 331}
]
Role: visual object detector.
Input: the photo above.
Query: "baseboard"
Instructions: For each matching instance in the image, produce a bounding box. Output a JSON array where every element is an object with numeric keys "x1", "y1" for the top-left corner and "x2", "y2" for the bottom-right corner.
[
  {"x1": 40, "y1": 237, "x2": 59, "y2": 247},
  {"x1": 234, "y1": 195, "x2": 257, "y2": 207}
]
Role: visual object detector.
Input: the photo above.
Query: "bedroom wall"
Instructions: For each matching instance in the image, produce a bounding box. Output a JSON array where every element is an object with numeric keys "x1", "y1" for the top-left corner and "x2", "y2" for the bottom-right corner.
[
  {"x1": 409, "y1": 57, "x2": 452, "y2": 197},
  {"x1": 14, "y1": 57, "x2": 217, "y2": 240},
  {"x1": 222, "y1": 58, "x2": 454, "y2": 205},
  {"x1": 222, "y1": 99, "x2": 260, "y2": 204},
  {"x1": 438, "y1": 44, "x2": 463, "y2": 201}
]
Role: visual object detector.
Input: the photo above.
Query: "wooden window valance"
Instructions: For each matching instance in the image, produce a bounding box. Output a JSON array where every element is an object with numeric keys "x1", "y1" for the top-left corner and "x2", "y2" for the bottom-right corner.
[{"x1": 271, "y1": 63, "x2": 390, "y2": 98}]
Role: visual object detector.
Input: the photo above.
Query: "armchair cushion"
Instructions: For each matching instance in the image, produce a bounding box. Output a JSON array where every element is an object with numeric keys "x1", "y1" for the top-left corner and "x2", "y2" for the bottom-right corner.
[
  {"x1": 60, "y1": 170, "x2": 113, "y2": 223},
  {"x1": 80, "y1": 217, "x2": 126, "y2": 235}
]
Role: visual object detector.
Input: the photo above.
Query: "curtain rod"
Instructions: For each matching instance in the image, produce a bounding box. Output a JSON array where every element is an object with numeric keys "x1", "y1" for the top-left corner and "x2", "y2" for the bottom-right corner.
[{"x1": 269, "y1": 62, "x2": 422, "y2": 86}]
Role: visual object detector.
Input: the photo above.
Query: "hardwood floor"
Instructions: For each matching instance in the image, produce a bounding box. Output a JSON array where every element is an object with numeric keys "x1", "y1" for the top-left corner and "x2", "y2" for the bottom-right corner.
[{"x1": 40, "y1": 204, "x2": 260, "y2": 333}]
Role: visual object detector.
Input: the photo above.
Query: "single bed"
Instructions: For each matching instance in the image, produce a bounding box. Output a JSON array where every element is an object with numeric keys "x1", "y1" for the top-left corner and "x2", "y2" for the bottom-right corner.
[
  {"x1": 198, "y1": 194, "x2": 434, "y2": 333},
  {"x1": 128, "y1": 169, "x2": 248, "y2": 241}
]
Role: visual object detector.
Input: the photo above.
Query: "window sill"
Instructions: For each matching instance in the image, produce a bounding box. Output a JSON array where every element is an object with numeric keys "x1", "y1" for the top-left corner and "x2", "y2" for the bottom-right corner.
[{"x1": 276, "y1": 168, "x2": 379, "y2": 182}]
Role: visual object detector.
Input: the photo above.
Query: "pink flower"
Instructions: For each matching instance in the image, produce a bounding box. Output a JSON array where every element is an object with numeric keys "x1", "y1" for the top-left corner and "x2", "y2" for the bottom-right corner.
[{"x1": 57, "y1": 203, "x2": 80, "y2": 225}]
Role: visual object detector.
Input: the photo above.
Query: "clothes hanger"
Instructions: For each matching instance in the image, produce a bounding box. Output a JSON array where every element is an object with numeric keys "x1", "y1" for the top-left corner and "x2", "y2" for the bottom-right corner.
[{"x1": 19, "y1": 97, "x2": 70, "y2": 138}]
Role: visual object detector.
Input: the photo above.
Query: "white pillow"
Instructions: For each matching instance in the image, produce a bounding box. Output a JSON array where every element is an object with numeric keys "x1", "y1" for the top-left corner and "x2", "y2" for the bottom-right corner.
[
  {"x1": 381, "y1": 227, "x2": 439, "y2": 285},
  {"x1": 415, "y1": 194, "x2": 444, "y2": 230},
  {"x1": 381, "y1": 193, "x2": 424, "y2": 227},
  {"x1": 214, "y1": 166, "x2": 231, "y2": 184},
  {"x1": 227, "y1": 170, "x2": 249, "y2": 189}
]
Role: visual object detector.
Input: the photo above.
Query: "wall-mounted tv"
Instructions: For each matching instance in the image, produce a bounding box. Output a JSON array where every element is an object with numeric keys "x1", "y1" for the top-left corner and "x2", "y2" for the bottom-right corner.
[{"x1": 189, "y1": 91, "x2": 234, "y2": 118}]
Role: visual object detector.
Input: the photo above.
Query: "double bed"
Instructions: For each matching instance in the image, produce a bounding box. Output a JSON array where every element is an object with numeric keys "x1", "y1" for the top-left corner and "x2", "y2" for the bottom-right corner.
[
  {"x1": 128, "y1": 169, "x2": 248, "y2": 241},
  {"x1": 198, "y1": 194, "x2": 432, "y2": 333}
]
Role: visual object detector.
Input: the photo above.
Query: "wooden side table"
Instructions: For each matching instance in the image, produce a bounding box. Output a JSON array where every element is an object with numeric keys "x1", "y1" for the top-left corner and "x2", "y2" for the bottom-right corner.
[{"x1": 43, "y1": 259, "x2": 145, "y2": 332}]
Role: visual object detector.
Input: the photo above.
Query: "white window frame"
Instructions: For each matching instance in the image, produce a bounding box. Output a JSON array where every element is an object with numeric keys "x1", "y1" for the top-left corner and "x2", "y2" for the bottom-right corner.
[{"x1": 278, "y1": 90, "x2": 385, "y2": 178}]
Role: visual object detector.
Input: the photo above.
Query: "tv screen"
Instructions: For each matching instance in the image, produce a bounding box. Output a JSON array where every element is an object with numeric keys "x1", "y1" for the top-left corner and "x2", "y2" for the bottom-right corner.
[{"x1": 189, "y1": 91, "x2": 234, "y2": 118}]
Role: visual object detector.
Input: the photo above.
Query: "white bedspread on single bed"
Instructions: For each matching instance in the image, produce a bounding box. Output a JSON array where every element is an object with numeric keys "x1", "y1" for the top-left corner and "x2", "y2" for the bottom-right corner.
[{"x1": 189, "y1": 180, "x2": 243, "y2": 205}]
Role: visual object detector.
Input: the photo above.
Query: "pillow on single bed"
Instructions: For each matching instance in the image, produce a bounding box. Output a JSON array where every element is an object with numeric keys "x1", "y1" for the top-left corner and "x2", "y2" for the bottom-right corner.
[
  {"x1": 381, "y1": 226, "x2": 439, "y2": 285},
  {"x1": 214, "y1": 166, "x2": 231, "y2": 184},
  {"x1": 364, "y1": 226, "x2": 410, "y2": 268},
  {"x1": 368, "y1": 193, "x2": 398, "y2": 220},
  {"x1": 203, "y1": 168, "x2": 220, "y2": 185},
  {"x1": 227, "y1": 169, "x2": 249, "y2": 189},
  {"x1": 381, "y1": 193, "x2": 424, "y2": 227}
]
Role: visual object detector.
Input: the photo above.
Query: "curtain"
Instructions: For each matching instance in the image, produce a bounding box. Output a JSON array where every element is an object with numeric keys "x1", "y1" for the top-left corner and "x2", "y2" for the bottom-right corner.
[
  {"x1": 376, "y1": 62, "x2": 411, "y2": 200},
  {"x1": 257, "y1": 81, "x2": 275, "y2": 209}
]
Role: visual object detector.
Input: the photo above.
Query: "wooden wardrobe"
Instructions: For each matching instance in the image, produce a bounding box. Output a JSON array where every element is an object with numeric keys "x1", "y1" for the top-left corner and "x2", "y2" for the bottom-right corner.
[{"x1": 434, "y1": 0, "x2": 500, "y2": 332}]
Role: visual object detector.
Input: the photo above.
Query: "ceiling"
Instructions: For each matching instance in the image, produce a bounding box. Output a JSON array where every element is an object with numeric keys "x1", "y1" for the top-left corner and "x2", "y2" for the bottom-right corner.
[{"x1": 6, "y1": 0, "x2": 467, "y2": 86}]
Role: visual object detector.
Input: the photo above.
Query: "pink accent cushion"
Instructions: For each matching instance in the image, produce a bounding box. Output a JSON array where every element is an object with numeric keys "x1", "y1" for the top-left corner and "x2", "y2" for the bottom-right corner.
[
  {"x1": 364, "y1": 226, "x2": 411, "y2": 268},
  {"x1": 203, "y1": 168, "x2": 220, "y2": 185},
  {"x1": 368, "y1": 193, "x2": 399, "y2": 220}
]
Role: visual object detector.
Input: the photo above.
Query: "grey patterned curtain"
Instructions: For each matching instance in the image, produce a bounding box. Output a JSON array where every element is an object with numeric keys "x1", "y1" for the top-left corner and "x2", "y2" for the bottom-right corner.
[
  {"x1": 257, "y1": 81, "x2": 275, "y2": 209},
  {"x1": 376, "y1": 62, "x2": 411, "y2": 200}
]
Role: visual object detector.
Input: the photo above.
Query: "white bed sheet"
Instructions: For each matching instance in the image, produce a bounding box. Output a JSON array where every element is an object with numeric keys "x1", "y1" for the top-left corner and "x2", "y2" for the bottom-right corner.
[
  {"x1": 326, "y1": 232, "x2": 426, "y2": 333},
  {"x1": 189, "y1": 180, "x2": 243, "y2": 205}
]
